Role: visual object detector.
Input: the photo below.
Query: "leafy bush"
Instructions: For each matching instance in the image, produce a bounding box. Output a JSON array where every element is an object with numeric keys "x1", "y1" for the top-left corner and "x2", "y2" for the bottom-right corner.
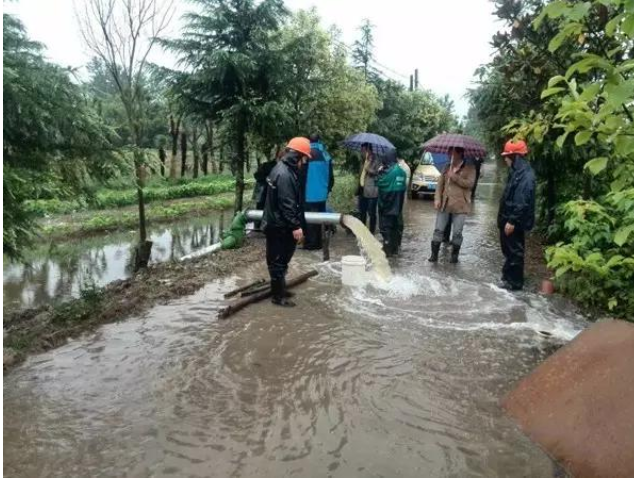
[
  {"x1": 547, "y1": 190, "x2": 634, "y2": 319},
  {"x1": 328, "y1": 174, "x2": 358, "y2": 213},
  {"x1": 51, "y1": 285, "x2": 105, "y2": 325},
  {"x1": 43, "y1": 195, "x2": 236, "y2": 237},
  {"x1": 24, "y1": 176, "x2": 254, "y2": 216}
]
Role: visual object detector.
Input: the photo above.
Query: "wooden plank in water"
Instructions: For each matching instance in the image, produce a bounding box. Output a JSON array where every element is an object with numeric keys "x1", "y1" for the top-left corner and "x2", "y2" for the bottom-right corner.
[{"x1": 219, "y1": 270, "x2": 318, "y2": 320}]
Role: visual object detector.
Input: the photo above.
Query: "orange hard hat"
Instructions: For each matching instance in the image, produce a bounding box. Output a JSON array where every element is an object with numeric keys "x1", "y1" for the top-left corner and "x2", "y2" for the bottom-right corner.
[
  {"x1": 286, "y1": 137, "x2": 312, "y2": 158},
  {"x1": 502, "y1": 139, "x2": 528, "y2": 156}
]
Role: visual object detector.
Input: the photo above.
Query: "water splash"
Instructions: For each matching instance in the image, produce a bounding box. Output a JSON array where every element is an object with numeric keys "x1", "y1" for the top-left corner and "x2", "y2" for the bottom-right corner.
[{"x1": 341, "y1": 214, "x2": 392, "y2": 281}]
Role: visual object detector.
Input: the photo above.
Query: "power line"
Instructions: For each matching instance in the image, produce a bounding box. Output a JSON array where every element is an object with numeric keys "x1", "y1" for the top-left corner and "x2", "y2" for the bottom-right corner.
[{"x1": 332, "y1": 39, "x2": 410, "y2": 84}]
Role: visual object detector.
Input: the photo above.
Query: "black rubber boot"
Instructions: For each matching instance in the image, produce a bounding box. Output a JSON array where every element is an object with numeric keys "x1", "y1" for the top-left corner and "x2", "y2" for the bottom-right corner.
[
  {"x1": 450, "y1": 245, "x2": 461, "y2": 263},
  {"x1": 271, "y1": 278, "x2": 295, "y2": 307},
  {"x1": 428, "y1": 241, "x2": 441, "y2": 262}
]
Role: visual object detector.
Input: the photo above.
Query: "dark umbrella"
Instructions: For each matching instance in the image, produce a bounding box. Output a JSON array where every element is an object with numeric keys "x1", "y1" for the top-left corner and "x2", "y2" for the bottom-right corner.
[
  {"x1": 342, "y1": 132, "x2": 396, "y2": 155},
  {"x1": 422, "y1": 133, "x2": 486, "y2": 160}
]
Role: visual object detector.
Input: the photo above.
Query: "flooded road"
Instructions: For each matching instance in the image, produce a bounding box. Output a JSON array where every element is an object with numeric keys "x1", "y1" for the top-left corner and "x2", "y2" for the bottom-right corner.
[
  {"x1": 3, "y1": 163, "x2": 585, "y2": 477},
  {"x1": 3, "y1": 212, "x2": 229, "y2": 312}
]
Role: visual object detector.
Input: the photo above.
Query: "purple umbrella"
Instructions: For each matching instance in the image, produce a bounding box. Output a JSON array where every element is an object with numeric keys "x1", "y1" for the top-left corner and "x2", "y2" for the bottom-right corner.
[
  {"x1": 422, "y1": 134, "x2": 486, "y2": 160},
  {"x1": 342, "y1": 132, "x2": 396, "y2": 155}
]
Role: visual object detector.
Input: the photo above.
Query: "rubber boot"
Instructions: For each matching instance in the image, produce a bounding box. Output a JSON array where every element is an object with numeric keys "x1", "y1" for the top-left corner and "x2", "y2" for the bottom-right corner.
[
  {"x1": 428, "y1": 241, "x2": 441, "y2": 262},
  {"x1": 271, "y1": 278, "x2": 295, "y2": 307},
  {"x1": 450, "y1": 244, "x2": 461, "y2": 264}
]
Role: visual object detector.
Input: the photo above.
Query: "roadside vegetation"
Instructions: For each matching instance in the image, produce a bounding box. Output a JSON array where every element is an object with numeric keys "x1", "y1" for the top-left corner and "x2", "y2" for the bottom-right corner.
[
  {"x1": 26, "y1": 175, "x2": 253, "y2": 217},
  {"x1": 467, "y1": 0, "x2": 633, "y2": 320}
]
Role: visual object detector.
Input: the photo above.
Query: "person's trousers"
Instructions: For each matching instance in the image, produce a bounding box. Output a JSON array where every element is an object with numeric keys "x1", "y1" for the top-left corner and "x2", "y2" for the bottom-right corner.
[
  {"x1": 265, "y1": 228, "x2": 297, "y2": 281},
  {"x1": 358, "y1": 196, "x2": 378, "y2": 234},
  {"x1": 500, "y1": 228, "x2": 525, "y2": 289},
  {"x1": 443, "y1": 214, "x2": 452, "y2": 242},
  {"x1": 396, "y1": 212, "x2": 404, "y2": 249},
  {"x1": 304, "y1": 201, "x2": 326, "y2": 250},
  {"x1": 433, "y1": 211, "x2": 466, "y2": 246},
  {"x1": 380, "y1": 214, "x2": 399, "y2": 254}
]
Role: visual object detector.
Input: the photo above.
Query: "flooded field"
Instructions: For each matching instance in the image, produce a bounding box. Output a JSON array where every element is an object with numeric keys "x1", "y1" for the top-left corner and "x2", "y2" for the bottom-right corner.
[{"x1": 3, "y1": 212, "x2": 230, "y2": 312}]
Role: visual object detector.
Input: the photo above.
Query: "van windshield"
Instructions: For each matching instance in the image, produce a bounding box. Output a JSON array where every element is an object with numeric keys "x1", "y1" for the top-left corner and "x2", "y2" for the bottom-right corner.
[{"x1": 420, "y1": 152, "x2": 434, "y2": 165}]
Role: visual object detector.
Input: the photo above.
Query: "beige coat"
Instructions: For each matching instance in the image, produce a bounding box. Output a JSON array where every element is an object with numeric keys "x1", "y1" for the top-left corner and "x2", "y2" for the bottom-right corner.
[{"x1": 435, "y1": 162, "x2": 476, "y2": 214}]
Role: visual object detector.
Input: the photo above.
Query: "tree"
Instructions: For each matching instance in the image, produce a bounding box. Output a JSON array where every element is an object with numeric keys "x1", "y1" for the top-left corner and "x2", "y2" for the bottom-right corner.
[
  {"x1": 3, "y1": 14, "x2": 117, "y2": 259},
  {"x1": 470, "y1": 0, "x2": 634, "y2": 317},
  {"x1": 163, "y1": 0, "x2": 288, "y2": 212},
  {"x1": 77, "y1": 0, "x2": 175, "y2": 269},
  {"x1": 353, "y1": 19, "x2": 375, "y2": 82},
  {"x1": 370, "y1": 78, "x2": 457, "y2": 162}
]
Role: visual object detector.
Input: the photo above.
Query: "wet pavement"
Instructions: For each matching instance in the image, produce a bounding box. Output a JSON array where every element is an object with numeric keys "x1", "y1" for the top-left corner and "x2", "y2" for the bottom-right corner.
[{"x1": 3, "y1": 163, "x2": 586, "y2": 477}]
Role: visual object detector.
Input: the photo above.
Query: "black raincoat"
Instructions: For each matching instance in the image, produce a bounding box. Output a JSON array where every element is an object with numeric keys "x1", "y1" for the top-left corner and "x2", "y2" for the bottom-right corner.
[
  {"x1": 263, "y1": 151, "x2": 304, "y2": 231},
  {"x1": 497, "y1": 156, "x2": 536, "y2": 232}
]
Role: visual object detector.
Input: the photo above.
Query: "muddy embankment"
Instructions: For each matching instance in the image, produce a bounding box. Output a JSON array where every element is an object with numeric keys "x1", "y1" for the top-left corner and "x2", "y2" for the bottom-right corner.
[{"x1": 3, "y1": 240, "x2": 265, "y2": 370}]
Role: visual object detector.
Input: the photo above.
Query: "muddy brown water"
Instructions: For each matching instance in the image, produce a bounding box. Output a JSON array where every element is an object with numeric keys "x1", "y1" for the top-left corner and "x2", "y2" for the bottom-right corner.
[{"x1": 3, "y1": 163, "x2": 585, "y2": 477}]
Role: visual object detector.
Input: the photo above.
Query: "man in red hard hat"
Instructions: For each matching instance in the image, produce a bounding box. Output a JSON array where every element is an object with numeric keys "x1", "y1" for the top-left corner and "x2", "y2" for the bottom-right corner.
[
  {"x1": 262, "y1": 137, "x2": 311, "y2": 306},
  {"x1": 497, "y1": 139, "x2": 536, "y2": 291}
]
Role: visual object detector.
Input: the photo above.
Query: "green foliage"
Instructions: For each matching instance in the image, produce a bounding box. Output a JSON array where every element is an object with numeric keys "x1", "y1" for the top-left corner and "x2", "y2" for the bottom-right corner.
[
  {"x1": 547, "y1": 191, "x2": 634, "y2": 318},
  {"x1": 42, "y1": 194, "x2": 239, "y2": 238},
  {"x1": 51, "y1": 285, "x2": 105, "y2": 325},
  {"x1": 371, "y1": 79, "x2": 458, "y2": 161},
  {"x1": 470, "y1": 0, "x2": 633, "y2": 318},
  {"x1": 25, "y1": 176, "x2": 253, "y2": 216},
  {"x1": 3, "y1": 14, "x2": 118, "y2": 259},
  {"x1": 328, "y1": 174, "x2": 358, "y2": 213}
]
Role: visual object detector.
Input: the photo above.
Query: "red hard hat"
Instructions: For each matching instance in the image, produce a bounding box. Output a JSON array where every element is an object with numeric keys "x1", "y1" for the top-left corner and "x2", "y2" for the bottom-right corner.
[
  {"x1": 286, "y1": 137, "x2": 312, "y2": 158},
  {"x1": 502, "y1": 139, "x2": 528, "y2": 156}
]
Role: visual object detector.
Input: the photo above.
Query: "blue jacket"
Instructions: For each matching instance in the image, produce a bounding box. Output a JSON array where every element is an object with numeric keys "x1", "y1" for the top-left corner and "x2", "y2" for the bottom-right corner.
[
  {"x1": 304, "y1": 142, "x2": 334, "y2": 203},
  {"x1": 498, "y1": 156, "x2": 536, "y2": 231}
]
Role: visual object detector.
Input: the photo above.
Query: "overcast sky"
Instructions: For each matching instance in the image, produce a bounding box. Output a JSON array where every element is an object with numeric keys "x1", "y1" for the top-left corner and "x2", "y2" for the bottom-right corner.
[{"x1": 4, "y1": 0, "x2": 500, "y2": 117}]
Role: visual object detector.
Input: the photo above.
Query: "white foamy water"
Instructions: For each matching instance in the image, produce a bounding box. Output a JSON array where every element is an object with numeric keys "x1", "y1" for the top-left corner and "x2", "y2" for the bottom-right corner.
[{"x1": 341, "y1": 214, "x2": 392, "y2": 282}]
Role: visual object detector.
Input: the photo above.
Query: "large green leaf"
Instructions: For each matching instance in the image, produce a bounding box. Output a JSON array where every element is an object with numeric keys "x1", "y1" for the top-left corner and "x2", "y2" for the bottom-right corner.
[
  {"x1": 575, "y1": 130, "x2": 592, "y2": 145},
  {"x1": 579, "y1": 83, "x2": 601, "y2": 102},
  {"x1": 549, "y1": 31, "x2": 569, "y2": 52},
  {"x1": 541, "y1": 86, "x2": 565, "y2": 99},
  {"x1": 614, "y1": 225, "x2": 634, "y2": 247},
  {"x1": 623, "y1": 14, "x2": 634, "y2": 38},
  {"x1": 584, "y1": 157, "x2": 608, "y2": 175},
  {"x1": 604, "y1": 80, "x2": 634, "y2": 107}
]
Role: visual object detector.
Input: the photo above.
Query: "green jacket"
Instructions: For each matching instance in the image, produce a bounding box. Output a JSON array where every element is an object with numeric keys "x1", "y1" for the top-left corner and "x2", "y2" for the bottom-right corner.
[{"x1": 377, "y1": 164, "x2": 407, "y2": 216}]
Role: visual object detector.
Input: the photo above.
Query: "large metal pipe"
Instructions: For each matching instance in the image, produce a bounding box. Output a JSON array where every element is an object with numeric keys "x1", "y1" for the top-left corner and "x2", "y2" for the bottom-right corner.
[
  {"x1": 244, "y1": 209, "x2": 343, "y2": 226},
  {"x1": 180, "y1": 241, "x2": 222, "y2": 261}
]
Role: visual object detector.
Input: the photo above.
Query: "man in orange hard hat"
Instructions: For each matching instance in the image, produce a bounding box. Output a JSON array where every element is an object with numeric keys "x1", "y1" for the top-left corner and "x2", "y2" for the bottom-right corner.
[
  {"x1": 497, "y1": 139, "x2": 536, "y2": 291},
  {"x1": 262, "y1": 137, "x2": 311, "y2": 306}
]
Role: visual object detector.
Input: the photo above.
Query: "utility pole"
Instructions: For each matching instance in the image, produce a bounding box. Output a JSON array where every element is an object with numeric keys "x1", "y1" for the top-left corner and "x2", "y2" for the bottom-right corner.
[
  {"x1": 414, "y1": 69, "x2": 419, "y2": 90},
  {"x1": 409, "y1": 74, "x2": 414, "y2": 92}
]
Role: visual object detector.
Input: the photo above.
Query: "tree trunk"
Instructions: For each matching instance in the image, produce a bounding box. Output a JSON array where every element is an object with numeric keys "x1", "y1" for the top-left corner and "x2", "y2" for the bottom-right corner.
[
  {"x1": 180, "y1": 130, "x2": 188, "y2": 178},
  {"x1": 192, "y1": 125, "x2": 200, "y2": 180},
  {"x1": 202, "y1": 151, "x2": 209, "y2": 176},
  {"x1": 134, "y1": 155, "x2": 152, "y2": 271},
  {"x1": 158, "y1": 146, "x2": 166, "y2": 177},
  {"x1": 169, "y1": 114, "x2": 181, "y2": 180},
  {"x1": 203, "y1": 120, "x2": 214, "y2": 175},
  {"x1": 219, "y1": 146, "x2": 225, "y2": 173}
]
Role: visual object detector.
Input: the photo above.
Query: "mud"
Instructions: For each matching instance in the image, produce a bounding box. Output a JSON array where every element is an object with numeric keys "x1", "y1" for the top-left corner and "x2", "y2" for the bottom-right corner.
[{"x1": 3, "y1": 241, "x2": 264, "y2": 369}]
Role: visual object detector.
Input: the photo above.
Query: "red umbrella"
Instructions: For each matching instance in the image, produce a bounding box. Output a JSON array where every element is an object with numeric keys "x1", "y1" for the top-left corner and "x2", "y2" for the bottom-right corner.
[{"x1": 422, "y1": 134, "x2": 487, "y2": 160}]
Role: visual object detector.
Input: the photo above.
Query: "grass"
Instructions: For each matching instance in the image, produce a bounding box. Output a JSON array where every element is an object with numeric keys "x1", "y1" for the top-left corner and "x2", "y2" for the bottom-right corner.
[
  {"x1": 42, "y1": 193, "x2": 238, "y2": 238},
  {"x1": 26, "y1": 175, "x2": 254, "y2": 217},
  {"x1": 329, "y1": 174, "x2": 358, "y2": 214}
]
